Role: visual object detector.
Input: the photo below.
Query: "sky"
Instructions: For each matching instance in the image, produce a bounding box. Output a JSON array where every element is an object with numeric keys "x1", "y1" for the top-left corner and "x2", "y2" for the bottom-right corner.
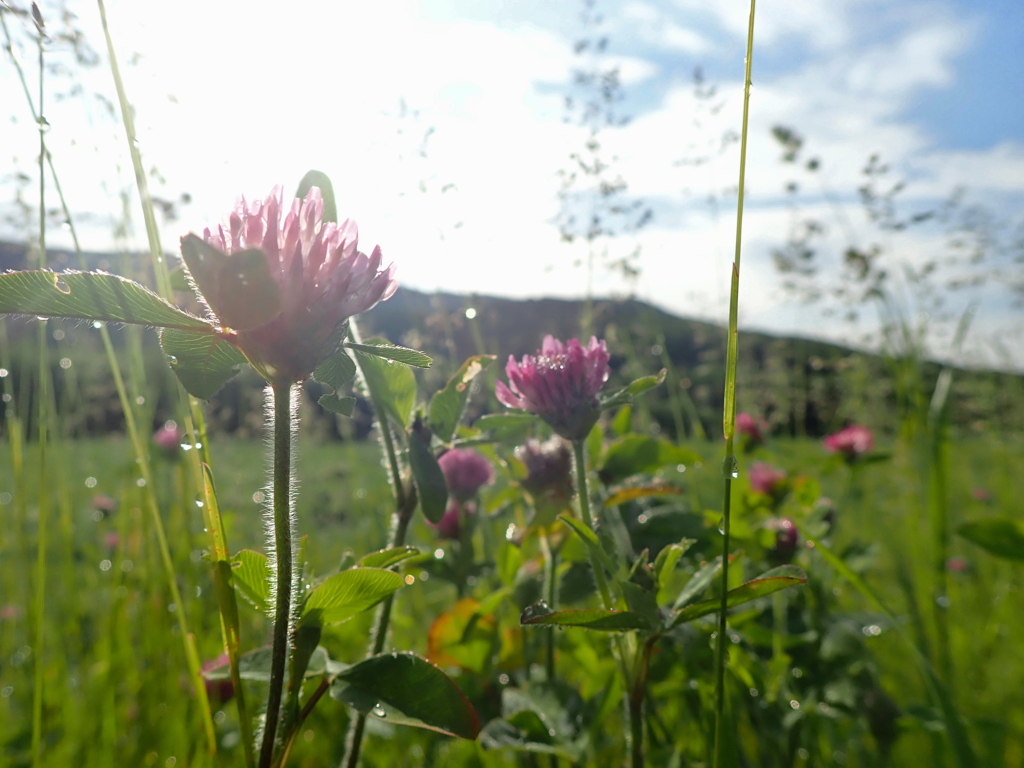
[{"x1": 1, "y1": 0, "x2": 1022, "y2": 370}]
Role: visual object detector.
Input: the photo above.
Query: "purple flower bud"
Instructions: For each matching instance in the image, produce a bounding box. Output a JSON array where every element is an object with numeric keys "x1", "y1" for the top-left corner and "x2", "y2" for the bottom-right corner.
[
  {"x1": 430, "y1": 500, "x2": 473, "y2": 540},
  {"x1": 823, "y1": 424, "x2": 874, "y2": 460},
  {"x1": 153, "y1": 421, "x2": 183, "y2": 455},
  {"x1": 736, "y1": 412, "x2": 766, "y2": 446},
  {"x1": 438, "y1": 448, "x2": 494, "y2": 503},
  {"x1": 91, "y1": 494, "x2": 118, "y2": 514},
  {"x1": 945, "y1": 557, "x2": 970, "y2": 574},
  {"x1": 496, "y1": 335, "x2": 610, "y2": 441},
  {"x1": 515, "y1": 437, "x2": 574, "y2": 516},
  {"x1": 202, "y1": 653, "x2": 235, "y2": 703},
  {"x1": 186, "y1": 186, "x2": 397, "y2": 383},
  {"x1": 748, "y1": 462, "x2": 787, "y2": 497}
]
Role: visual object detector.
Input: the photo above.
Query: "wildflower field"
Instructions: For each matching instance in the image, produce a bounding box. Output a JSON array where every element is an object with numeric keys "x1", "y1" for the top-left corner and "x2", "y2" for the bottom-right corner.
[{"x1": 2, "y1": 1, "x2": 1024, "y2": 767}]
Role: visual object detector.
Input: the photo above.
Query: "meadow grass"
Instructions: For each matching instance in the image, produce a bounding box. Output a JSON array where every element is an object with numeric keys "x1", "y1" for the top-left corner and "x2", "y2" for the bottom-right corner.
[
  {"x1": 3, "y1": 2, "x2": 1022, "y2": 765},
  {"x1": 1, "y1": 427, "x2": 1021, "y2": 766}
]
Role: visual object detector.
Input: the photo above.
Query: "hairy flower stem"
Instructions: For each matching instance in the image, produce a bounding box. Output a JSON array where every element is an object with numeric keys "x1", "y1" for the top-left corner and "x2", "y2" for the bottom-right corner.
[
  {"x1": 259, "y1": 382, "x2": 297, "y2": 768},
  {"x1": 571, "y1": 440, "x2": 641, "y2": 768}
]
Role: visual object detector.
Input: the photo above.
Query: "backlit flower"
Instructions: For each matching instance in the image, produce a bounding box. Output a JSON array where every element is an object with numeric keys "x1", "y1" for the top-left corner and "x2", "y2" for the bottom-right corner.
[
  {"x1": 496, "y1": 335, "x2": 611, "y2": 441},
  {"x1": 186, "y1": 186, "x2": 397, "y2": 383},
  {"x1": 438, "y1": 448, "x2": 494, "y2": 503},
  {"x1": 823, "y1": 424, "x2": 874, "y2": 459}
]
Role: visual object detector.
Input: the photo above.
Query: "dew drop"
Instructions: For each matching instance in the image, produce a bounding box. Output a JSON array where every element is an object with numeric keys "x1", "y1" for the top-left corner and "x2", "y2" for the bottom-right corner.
[
  {"x1": 722, "y1": 455, "x2": 739, "y2": 479},
  {"x1": 371, "y1": 705, "x2": 387, "y2": 718},
  {"x1": 53, "y1": 278, "x2": 70, "y2": 294}
]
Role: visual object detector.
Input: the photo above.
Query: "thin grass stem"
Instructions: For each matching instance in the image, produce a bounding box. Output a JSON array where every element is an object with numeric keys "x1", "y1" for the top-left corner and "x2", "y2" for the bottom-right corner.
[
  {"x1": 714, "y1": 2, "x2": 756, "y2": 766},
  {"x1": 30, "y1": 23, "x2": 49, "y2": 765}
]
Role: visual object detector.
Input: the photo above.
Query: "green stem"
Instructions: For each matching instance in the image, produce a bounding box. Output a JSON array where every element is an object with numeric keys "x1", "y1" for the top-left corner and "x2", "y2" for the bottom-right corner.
[
  {"x1": 571, "y1": 439, "x2": 640, "y2": 768},
  {"x1": 714, "y1": 2, "x2": 756, "y2": 766},
  {"x1": 539, "y1": 531, "x2": 557, "y2": 683},
  {"x1": 259, "y1": 382, "x2": 297, "y2": 768},
  {"x1": 713, "y1": 472, "x2": 734, "y2": 767},
  {"x1": 30, "y1": 22, "x2": 48, "y2": 767},
  {"x1": 95, "y1": 1, "x2": 231, "y2": 754},
  {"x1": 571, "y1": 440, "x2": 614, "y2": 608},
  {"x1": 341, "y1": 320, "x2": 413, "y2": 768}
]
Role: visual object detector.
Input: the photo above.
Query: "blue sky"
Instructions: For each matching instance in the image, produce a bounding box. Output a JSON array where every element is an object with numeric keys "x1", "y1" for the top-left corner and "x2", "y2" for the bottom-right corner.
[{"x1": 1, "y1": 0, "x2": 1021, "y2": 369}]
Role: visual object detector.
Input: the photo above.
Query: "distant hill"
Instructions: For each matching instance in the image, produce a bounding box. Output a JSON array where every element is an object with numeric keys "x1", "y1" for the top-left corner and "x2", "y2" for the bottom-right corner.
[{"x1": 3, "y1": 240, "x2": 1022, "y2": 438}]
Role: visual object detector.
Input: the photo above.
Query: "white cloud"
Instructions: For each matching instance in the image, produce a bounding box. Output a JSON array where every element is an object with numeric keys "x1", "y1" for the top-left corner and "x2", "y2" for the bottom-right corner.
[{"x1": 1, "y1": 0, "x2": 1020, "y2": 369}]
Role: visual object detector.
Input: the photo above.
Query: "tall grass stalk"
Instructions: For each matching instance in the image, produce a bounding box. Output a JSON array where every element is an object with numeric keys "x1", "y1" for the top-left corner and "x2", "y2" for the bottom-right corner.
[
  {"x1": 714, "y1": 2, "x2": 756, "y2": 766},
  {"x1": 29, "y1": 19, "x2": 50, "y2": 765},
  {"x1": 96, "y1": 0, "x2": 256, "y2": 756}
]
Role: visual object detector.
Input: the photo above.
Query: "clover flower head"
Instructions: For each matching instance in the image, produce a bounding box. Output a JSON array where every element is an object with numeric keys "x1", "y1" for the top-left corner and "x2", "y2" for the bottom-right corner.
[
  {"x1": 438, "y1": 448, "x2": 494, "y2": 503},
  {"x1": 823, "y1": 424, "x2": 874, "y2": 459},
  {"x1": 496, "y1": 335, "x2": 611, "y2": 441},
  {"x1": 748, "y1": 461, "x2": 787, "y2": 497},
  {"x1": 515, "y1": 436, "x2": 574, "y2": 519},
  {"x1": 736, "y1": 412, "x2": 766, "y2": 446},
  {"x1": 153, "y1": 421, "x2": 183, "y2": 454},
  {"x1": 431, "y1": 500, "x2": 474, "y2": 540},
  {"x1": 188, "y1": 186, "x2": 397, "y2": 383}
]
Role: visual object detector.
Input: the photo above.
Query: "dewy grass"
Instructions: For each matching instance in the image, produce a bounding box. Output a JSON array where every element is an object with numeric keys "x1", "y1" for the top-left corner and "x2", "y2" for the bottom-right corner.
[
  {"x1": 96, "y1": 0, "x2": 249, "y2": 755},
  {"x1": 714, "y1": 1, "x2": 756, "y2": 766}
]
